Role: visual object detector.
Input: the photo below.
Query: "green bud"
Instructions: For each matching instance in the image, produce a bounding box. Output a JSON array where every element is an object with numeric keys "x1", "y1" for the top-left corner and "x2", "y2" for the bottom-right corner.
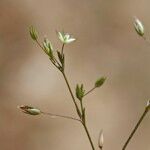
[
  {"x1": 43, "y1": 38, "x2": 54, "y2": 59},
  {"x1": 76, "y1": 84, "x2": 85, "y2": 101},
  {"x1": 18, "y1": 105, "x2": 41, "y2": 115},
  {"x1": 95, "y1": 77, "x2": 106, "y2": 88},
  {"x1": 134, "y1": 17, "x2": 144, "y2": 36},
  {"x1": 29, "y1": 26, "x2": 38, "y2": 40}
]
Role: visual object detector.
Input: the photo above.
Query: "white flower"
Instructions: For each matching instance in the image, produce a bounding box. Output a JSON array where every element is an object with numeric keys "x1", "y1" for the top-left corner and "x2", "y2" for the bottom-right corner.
[
  {"x1": 18, "y1": 105, "x2": 41, "y2": 115},
  {"x1": 134, "y1": 17, "x2": 144, "y2": 36},
  {"x1": 58, "y1": 31, "x2": 76, "y2": 44}
]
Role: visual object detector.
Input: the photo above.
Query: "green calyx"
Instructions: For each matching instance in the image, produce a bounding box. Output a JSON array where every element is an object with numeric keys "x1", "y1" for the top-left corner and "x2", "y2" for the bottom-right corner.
[
  {"x1": 76, "y1": 84, "x2": 85, "y2": 101},
  {"x1": 95, "y1": 77, "x2": 106, "y2": 88}
]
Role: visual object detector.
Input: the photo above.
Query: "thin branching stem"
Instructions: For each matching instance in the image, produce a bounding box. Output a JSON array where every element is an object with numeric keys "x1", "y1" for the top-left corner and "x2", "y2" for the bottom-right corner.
[
  {"x1": 60, "y1": 44, "x2": 95, "y2": 150},
  {"x1": 82, "y1": 122, "x2": 95, "y2": 150},
  {"x1": 84, "y1": 87, "x2": 96, "y2": 97},
  {"x1": 35, "y1": 39, "x2": 44, "y2": 50},
  {"x1": 80, "y1": 100, "x2": 84, "y2": 112},
  {"x1": 36, "y1": 38, "x2": 96, "y2": 150},
  {"x1": 62, "y1": 70, "x2": 95, "y2": 150},
  {"x1": 61, "y1": 43, "x2": 65, "y2": 55},
  {"x1": 62, "y1": 71, "x2": 81, "y2": 117},
  {"x1": 41, "y1": 111, "x2": 81, "y2": 122},
  {"x1": 122, "y1": 107, "x2": 149, "y2": 150}
]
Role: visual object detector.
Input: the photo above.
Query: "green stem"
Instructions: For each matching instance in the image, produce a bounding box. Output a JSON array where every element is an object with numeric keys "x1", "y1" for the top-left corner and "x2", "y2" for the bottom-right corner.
[
  {"x1": 41, "y1": 42, "x2": 96, "y2": 150},
  {"x1": 82, "y1": 122, "x2": 95, "y2": 150},
  {"x1": 80, "y1": 100, "x2": 84, "y2": 112},
  {"x1": 122, "y1": 107, "x2": 149, "y2": 150},
  {"x1": 84, "y1": 87, "x2": 96, "y2": 97},
  {"x1": 62, "y1": 72, "x2": 81, "y2": 117},
  {"x1": 61, "y1": 43, "x2": 65, "y2": 55},
  {"x1": 41, "y1": 111, "x2": 81, "y2": 122},
  {"x1": 62, "y1": 71, "x2": 95, "y2": 150}
]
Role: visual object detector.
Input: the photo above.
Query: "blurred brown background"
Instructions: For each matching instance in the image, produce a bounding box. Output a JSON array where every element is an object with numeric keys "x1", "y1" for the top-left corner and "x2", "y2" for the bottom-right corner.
[{"x1": 0, "y1": 0, "x2": 150, "y2": 150}]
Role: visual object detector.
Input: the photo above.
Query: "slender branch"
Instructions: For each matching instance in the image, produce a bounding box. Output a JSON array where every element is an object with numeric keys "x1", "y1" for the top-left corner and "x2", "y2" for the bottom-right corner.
[
  {"x1": 62, "y1": 71, "x2": 81, "y2": 117},
  {"x1": 122, "y1": 107, "x2": 149, "y2": 150},
  {"x1": 84, "y1": 87, "x2": 96, "y2": 97},
  {"x1": 61, "y1": 72, "x2": 95, "y2": 150},
  {"x1": 61, "y1": 43, "x2": 65, "y2": 55},
  {"x1": 80, "y1": 100, "x2": 84, "y2": 112},
  {"x1": 35, "y1": 39, "x2": 44, "y2": 50},
  {"x1": 41, "y1": 111, "x2": 81, "y2": 122},
  {"x1": 37, "y1": 40, "x2": 96, "y2": 150},
  {"x1": 35, "y1": 40, "x2": 80, "y2": 116},
  {"x1": 49, "y1": 57, "x2": 59, "y2": 69},
  {"x1": 82, "y1": 122, "x2": 96, "y2": 150}
]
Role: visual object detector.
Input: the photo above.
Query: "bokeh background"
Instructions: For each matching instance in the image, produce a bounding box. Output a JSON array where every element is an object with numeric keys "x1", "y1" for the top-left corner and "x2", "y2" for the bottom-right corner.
[{"x1": 0, "y1": 0, "x2": 150, "y2": 150}]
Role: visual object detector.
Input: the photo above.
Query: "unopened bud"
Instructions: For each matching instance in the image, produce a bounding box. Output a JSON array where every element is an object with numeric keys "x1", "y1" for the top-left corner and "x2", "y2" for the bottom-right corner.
[
  {"x1": 43, "y1": 38, "x2": 53, "y2": 58},
  {"x1": 76, "y1": 84, "x2": 85, "y2": 101},
  {"x1": 134, "y1": 17, "x2": 144, "y2": 36},
  {"x1": 18, "y1": 105, "x2": 41, "y2": 115},
  {"x1": 95, "y1": 77, "x2": 106, "y2": 88},
  {"x1": 29, "y1": 26, "x2": 38, "y2": 40},
  {"x1": 146, "y1": 100, "x2": 150, "y2": 111},
  {"x1": 98, "y1": 130, "x2": 104, "y2": 149}
]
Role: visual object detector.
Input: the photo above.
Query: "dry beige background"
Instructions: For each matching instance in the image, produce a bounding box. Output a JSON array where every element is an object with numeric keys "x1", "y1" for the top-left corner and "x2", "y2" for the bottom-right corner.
[{"x1": 0, "y1": 0, "x2": 150, "y2": 150}]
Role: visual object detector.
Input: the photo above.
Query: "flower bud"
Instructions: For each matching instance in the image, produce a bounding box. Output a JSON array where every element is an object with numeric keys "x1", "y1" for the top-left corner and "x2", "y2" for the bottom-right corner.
[
  {"x1": 146, "y1": 100, "x2": 150, "y2": 111},
  {"x1": 95, "y1": 77, "x2": 106, "y2": 88},
  {"x1": 76, "y1": 84, "x2": 85, "y2": 101},
  {"x1": 29, "y1": 26, "x2": 38, "y2": 40},
  {"x1": 18, "y1": 105, "x2": 41, "y2": 115},
  {"x1": 134, "y1": 17, "x2": 144, "y2": 36},
  {"x1": 43, "y1": 38, "x2": 54, "y2": 58},
  {"x1": 98, "y1": 130, "x2": 104, "y2": 149}
]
